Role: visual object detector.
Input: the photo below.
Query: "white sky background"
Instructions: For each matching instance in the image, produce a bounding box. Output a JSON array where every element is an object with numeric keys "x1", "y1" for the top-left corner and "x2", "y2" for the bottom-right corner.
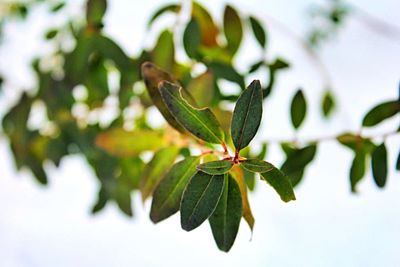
[{"x1": 0, "y1": 0, "x2": 400, "y2": 266}]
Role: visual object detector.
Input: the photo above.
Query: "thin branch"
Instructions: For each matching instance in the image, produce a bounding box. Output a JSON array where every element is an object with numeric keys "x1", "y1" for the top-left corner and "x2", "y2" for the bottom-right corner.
[
  {"x1": 350, "y1": 3, "x2": 400, "y2": 43},
  {"x1": 261, "y1": 130, "x2": 399, "y2": 145}
]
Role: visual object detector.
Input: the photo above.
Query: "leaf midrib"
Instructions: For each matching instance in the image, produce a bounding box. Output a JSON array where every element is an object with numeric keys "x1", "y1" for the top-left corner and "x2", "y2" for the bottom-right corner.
[
  {"x1": 187, "y1": 174, "x2": 216, "y2": 225},
  {"x1": 236, "y1": 86, "x2": 256, "y2": 150},
  {"x1": 242, "y1": 162, "x2": 273, "y2": 173},
  {"x1": 163, "y1": 87, "x2": 222, "y2": 144},
  {"x1": 157, "y1": 158, "x2": 198, "y2": 212}
]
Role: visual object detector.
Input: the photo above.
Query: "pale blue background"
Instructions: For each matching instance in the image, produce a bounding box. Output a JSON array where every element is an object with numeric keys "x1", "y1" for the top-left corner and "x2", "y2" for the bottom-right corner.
[{"x1": 0, "y1": 0, "x2": 399, "y2": 266}]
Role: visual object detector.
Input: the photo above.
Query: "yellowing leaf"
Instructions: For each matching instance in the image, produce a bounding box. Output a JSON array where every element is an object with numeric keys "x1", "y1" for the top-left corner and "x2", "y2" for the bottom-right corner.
[
  {"x1": 230, "y1": 165, "x2": 255, "y2": 231},
  {"x1": 95, "y1": 128, "x2": 166, "y2": 157},
  {"x1": 139, "y1": 146, "x2": 180, "y2": 201}
]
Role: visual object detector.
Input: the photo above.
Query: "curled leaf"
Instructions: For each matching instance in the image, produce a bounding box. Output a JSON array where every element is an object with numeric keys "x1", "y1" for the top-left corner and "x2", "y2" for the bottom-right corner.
[{"x1": 159, "y1": 81, "x2": 224, "y2": 144}]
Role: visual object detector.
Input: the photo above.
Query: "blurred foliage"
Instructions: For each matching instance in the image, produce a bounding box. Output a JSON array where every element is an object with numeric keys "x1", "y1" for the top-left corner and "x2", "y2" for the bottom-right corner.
[{"x1": 0, "y1": 0, "x2": 399, "y2": 252}]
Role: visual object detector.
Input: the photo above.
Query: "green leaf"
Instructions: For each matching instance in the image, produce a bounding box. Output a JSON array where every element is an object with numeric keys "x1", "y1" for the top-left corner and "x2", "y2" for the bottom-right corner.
[
  {"x1": 249, "y1": 16, "x2": 266, "y2": 48},
  {"x1": 208, "y1": 61, "x2": 245, "y2": 89},
  {"x1": 209, "y1": 174, "x2": 242, "y2": 252},
  {"x1": 139, "y1": 146, "x2": 180, "y2": 201},
  {"x1": 371, "y1": 143, "x2": 388, "y2": 188},
  {"x1": 231, "y1": 80, "x2": 263, "y2": 151},
  {"x1": 396, "y1": 150, "x2": 400, "y2": 171},
  {"x1": 151, "y1": 30, "x2": 175, "y2": 71},
  {"x1": 197, "y1": 160, "x2": 233, "y2": 175},
  {"x1": 159, "y1": 81, "x2": 224, "y2": 144},
  {"x1": 86, "y1": 0, "x2": 107, "y2": 26},
  {"x1": 187, "y1": 71, "x2": 214, "y2": 107},
  {"x1": 180, "y1": 171, "x2": 225, "y2": 231},
  {"x1": 91, "y1": 186, "x2": 109, "y2": 214},
  {"x1": 337, "y1": 134, "x2": 376, "y2": 155},
  {"x1": 350, "y1": 151, "x2": 367, "y2": 193},
  {"x1": 241, "y1": 159, "x2": 296, "y2": 202},
  {"x1": 148, "y1": 4, "x2": 180, "y2": 27},
  {"x1": 280, "y1": 145, "x2": 317, "y2": 187},
  {"x1": 50, "y1": 2, "x2": 65, "y2": 13},
  {"x1": 362, "y1": 100, "x2": 400, "y2": 127},
  {"x1": 183, "y1": 18, "x2": 201, "y2": 59},
  {"x1": 240, "y1": 158, "x2": 274, "y2": 173},
  {"x1": 119, "y1": 157, "x2": 145, "y2": 189},
  {"x1": 150, "y1": 156, "x2": 200, "y2": 223},
  {"x1": 223, "y1": 5, "x2": 243, "y2": 56},
  {"x1": 84, "y1": 56, "x2": 109, "y2": 108},
  {"x1": 95, "y1": 128, "x2": 166, "y2": 157},
  {"x1": 64, "y1": 33, "x2": 94, "y2": 84},
  {"x1": 141, "y1": 62, "x2": 186, "y2": 132},
  {"x1": 322, "y1": 90, "x2": 335, "y2": 118},
  {"x1": 290, "y1": 89, "x2": 307, "y2": 129},
  {"x1": 114, "y1": 184, "x2": 133, "y2": 217},
  {"x1": 45, "y1": 29, "x2": 58, "y2": 40}
]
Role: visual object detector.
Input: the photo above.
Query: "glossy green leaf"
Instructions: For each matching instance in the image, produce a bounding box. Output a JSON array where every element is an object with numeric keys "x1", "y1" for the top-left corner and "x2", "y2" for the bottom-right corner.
[
  {"x1": 159, "y1": 81, "x2": 224, "y2": 144},
  {"x1": 86, "y1": 0, "x2": 107, "y2": 26},
  {"x1": 322, "y1": 90, "x2": 335, "y2": 118},
  {"x1": 139, "y1": 146, "x2": 180, "y2": 201},
  {"x1": 290, "y1": 89, "x2": 307, "y2": 129},
  {"x1": 231, "y1": 80, "x2": 263, "y2": 151},
  {"x1": 371, "y1": 143, "x2": 388, "y2": 188},
  {"x1": 209, "y1": 174, "x2": 242, "y2": 252},
  {"x1": 223, "y1": 5, "x2": 243, "y2": 55},
  {"x1": 148, "y1": 4, "x2": 180, "y2": 27},
  {"x1": 180, "y1": 171, "x2": 225, "y2": 231},
  {"x1": 150, "y1": 156, "x2": 200, "y2": 223},
  {"x1": 152, "y1": 30, "x2": 175, "y2": 71},
  {"x1": 95, "y1": 128, "x2": 166, "y2": 157},
  {"x1": 183, "y1": 18, "x2": 201, "y2": 59},
  {"x1": 362, "y1": 100, "x2": 400, "y2": 127},
  {"x1": 197, "y1": 160, "x2": 233, "y2": 175},
  {"x1": 249, "y1": 16, "x2": 266, "y2": 48},
  {"x1": 241, "y1": 159, "x2": 295, "y2": 202},
  {"x1": 187, "y1": 72, "x2": 214, "y2": 107},
  {"x1": 350, "y1": 151, "x2": 367, "y2": 193}
]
